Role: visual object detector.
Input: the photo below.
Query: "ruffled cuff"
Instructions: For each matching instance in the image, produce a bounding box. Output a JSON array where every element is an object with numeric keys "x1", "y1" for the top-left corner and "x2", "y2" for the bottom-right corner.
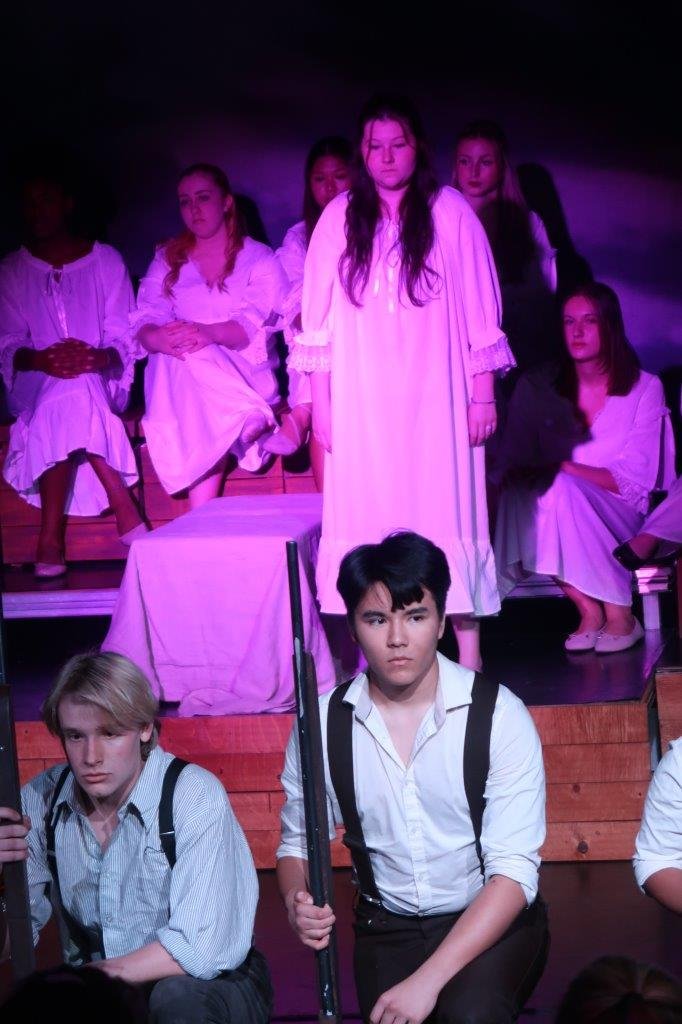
[
  {"x1": 282, "y1": 282, "x2": 303, "y2": 327},
  {"x1": 0, "y1": 337, "x2": 26, "y2": 390},
  {"x1": 469, "y1": 335, "x2": 516, "y2": 376},
  {"x1": 107, "y1": 332, "x2": 143, "y2": 400},
  {"x1": 610, "y1": 465, "x2": 650, "y2": 514},
  {"x1": 289, "y1": 342, "x2": 331, "y2": 373},
  {"x1": 129, "y1": 307, "x2": 171, "y2": 336}
]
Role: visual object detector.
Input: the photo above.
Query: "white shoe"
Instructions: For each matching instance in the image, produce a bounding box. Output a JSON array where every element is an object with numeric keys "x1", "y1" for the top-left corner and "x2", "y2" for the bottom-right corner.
[
  {"x1": 564, "y1": 628, "x2": 602, "y2": 652},
  {"x1": 594, "y1": 618, "x2": 644, "y2": 654}
]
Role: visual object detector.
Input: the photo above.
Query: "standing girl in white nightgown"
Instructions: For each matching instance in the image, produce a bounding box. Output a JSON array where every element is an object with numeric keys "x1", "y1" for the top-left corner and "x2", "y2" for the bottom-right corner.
[
  {"x1": 266, "y1": 136, "x2": 352, "y2": 489},
  {"x1": 494, "y1": 282, "x2": 675, "y2": 653},
  {"x1": 289, "y1": 95, "x2": 514, "y2": 670},
  {"x1": 133, "y1": 163, "x2": 287, "y2": 508},
  {"x1": 0, "y1": 172, "x2": 145, "y2": 577}
]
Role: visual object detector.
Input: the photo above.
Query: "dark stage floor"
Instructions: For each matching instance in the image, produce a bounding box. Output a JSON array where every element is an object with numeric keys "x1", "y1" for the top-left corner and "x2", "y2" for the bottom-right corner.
[
  {"x1": 2, "y1": 578, "x2": 679, "y2": 720},
  {"x1": 1, "y1": 865, "x2": 681, "y2": 1019}
]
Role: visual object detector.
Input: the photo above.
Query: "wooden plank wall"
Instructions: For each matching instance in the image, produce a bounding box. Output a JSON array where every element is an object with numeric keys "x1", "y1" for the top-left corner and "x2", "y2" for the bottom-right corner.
[
  {"x1": 656, "y1": 667, "x2": 682, "y2": 754},
  {"x1": 15, "y1": 698, "x2": 653, "y2": 866},
  {"x1": 0, "y1": 422, "x2": 317, "y2": 564}
]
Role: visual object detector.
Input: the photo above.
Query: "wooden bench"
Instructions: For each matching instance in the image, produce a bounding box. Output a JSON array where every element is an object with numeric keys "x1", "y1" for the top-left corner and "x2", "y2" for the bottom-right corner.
[{"x1": 0, "y1": 418, "x2": 317, "y2": 566}]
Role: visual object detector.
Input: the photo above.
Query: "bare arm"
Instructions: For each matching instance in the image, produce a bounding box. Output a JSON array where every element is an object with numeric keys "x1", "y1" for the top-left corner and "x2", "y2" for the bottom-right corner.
[
  {"x1": 370, "y1": 876, "x2": 527, "y2": 1024},
  {"x1": 310, "y1": 372, "x2": 331, "y2": 452},
  {"x1": 89, "y1": 940, "x2": 186, "y2": 983},
  {"x1": 469, "y1": 370, "x2": 497, "y2": 447},
  {"x1": 644, "y1": 868, "x2": 682, "y2": 914}
]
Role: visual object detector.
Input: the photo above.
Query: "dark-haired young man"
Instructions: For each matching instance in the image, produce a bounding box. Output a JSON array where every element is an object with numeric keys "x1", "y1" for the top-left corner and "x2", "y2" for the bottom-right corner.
[{"x1": 277, "y1": 531, "x2": 548, "y2": 1024}]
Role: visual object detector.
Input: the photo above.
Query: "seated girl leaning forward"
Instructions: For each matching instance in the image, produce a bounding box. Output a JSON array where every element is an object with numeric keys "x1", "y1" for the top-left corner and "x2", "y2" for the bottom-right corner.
[
  {"x1": 493, "y1": 282, "x2": 675, "y2": 653},
  {"x1": 133, "y1": 163, "x2": 287, "y2": 508},
  {"x1": 0, "y1": 169, "x2": 146, "y2": 578}
]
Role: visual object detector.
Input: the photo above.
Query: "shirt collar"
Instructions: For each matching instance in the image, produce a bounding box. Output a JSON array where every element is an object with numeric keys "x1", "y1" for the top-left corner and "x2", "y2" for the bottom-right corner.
[{"x1": 343, "y1": 652, "x2": 475, "y2": 724}]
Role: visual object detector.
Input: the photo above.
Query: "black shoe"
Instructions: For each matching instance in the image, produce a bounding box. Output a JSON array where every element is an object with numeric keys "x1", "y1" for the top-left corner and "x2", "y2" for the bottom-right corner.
[{"x1": 613, "y1": 540, "x2": 681, "y2": 570}]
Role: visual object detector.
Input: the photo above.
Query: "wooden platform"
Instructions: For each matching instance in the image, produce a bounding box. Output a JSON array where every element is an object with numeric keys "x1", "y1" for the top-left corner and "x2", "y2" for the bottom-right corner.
[
  {"x1": 15, "y1": 673, "x2": 677, "y2": 866},
  {"x1": 0, "y1": 420, "x2": 317, "y2": 565}
]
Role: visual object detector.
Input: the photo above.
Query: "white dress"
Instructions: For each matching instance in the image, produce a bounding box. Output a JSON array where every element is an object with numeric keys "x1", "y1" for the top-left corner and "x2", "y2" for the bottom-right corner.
[
  {"x1": 275, "y1": 220, "x2": 311, "y2": 408},
  {"x1": 290, "y1": 187, "x2": 515, "y2": 615},
  {"x1": 133, "y1": 238, "x2": 287, "y2": 494},
  {"x1": 0, "y1": 244, "x2": 139, "y2": 516},
  {"x1": 494, "y1": 368, "x2": 676, "y2": 605}
]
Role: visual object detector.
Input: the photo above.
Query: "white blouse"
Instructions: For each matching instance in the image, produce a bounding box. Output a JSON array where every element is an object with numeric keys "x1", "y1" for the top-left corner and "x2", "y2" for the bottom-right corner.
[
  {"x1": 131, "y1": 237, "x2": 287, "y2": 403},
  {"x1": 0, "y1": 243, "x2": 137, "y2": 411}
]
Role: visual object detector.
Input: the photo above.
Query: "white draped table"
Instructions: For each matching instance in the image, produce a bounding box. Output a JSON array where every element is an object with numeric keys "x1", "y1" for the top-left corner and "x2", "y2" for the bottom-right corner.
[{"x1": 103, "y1": 493, "x2": 338, "y2": 715}]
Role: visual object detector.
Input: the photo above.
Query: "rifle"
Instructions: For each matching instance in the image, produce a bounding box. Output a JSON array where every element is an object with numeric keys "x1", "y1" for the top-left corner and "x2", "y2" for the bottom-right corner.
[
  {"x1": 286, "y1": 540, "x2": 342, "y2": 1024},
  {"x1": 0, "y1": 598, "x2": 36, "y2": 981}
]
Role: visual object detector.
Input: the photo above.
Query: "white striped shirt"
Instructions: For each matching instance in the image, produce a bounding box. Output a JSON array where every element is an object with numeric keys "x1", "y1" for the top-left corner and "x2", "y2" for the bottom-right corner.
[{"x1": 22, "y1": 746, "x2": 258, "y2": 979}]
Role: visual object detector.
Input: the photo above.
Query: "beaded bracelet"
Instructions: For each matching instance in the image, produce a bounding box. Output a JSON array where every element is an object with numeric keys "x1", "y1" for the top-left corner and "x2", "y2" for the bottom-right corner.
[{"x1": 470, "y1": 399, "x2": 496, "y2": 404}]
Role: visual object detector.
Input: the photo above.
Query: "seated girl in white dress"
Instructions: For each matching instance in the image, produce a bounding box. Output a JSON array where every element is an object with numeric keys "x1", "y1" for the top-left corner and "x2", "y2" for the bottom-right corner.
[
  {"x1": 0, "y1": 171, "x2": 145, "y2": 577},
  {"x1": 494, "y1": 282, "x2": 675, "y2": 653},
  {"x1": 266, "y1": 136, "x2": 352, "y2": 489},
  {"x1": 133, "y1": 163, "x2": 287, "y2": 508}
]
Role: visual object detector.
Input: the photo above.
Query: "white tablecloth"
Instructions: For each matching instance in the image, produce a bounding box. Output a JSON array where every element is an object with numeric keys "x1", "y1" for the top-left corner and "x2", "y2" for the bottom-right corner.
[{"x1": 103, "y1": 494, "x2": 338, "y2": 715}]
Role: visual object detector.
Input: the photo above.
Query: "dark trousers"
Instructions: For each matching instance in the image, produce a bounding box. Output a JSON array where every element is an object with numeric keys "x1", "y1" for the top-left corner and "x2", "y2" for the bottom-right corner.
[
  {"x1": 353, "y1": 897, "x2": 549, "y2": 1024},
  {"x1": 147, "y1": 947, "x2": 273, "y2": 1024}
]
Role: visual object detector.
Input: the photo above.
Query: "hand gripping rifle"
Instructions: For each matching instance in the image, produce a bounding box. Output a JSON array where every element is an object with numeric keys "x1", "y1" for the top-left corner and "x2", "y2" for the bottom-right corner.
[
  {"x1": 0, "y1": 587, "x2": 36, "y2": 981},
  {"x1": 286, "y1": 540, "x2": 342, "y2": 1023}
]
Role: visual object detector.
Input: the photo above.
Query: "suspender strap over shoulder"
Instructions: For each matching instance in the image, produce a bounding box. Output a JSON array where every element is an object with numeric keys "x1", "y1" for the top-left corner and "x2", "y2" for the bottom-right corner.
[
  {"x1": 327, "y1": 681, "x2": 382, "y2": 905},
  {"x1": 326, "y1": 671, "x2": 500, "y2": 906},
  {"x1": 463, "y1": 673, "x2": 499, "y2": 881},
  {"x1": 43, "y1": 755, "x2": 189, "y2": 961},
  {"x1": 45, "y1": 765, "x2": 103, "y2": 960},
  {"x1": 158, "y1": 757, "x2": 188, "y2": 869}
]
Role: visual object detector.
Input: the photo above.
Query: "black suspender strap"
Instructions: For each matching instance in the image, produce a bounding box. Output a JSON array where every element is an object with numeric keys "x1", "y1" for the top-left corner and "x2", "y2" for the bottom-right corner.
[
  {"x1": 43, "y1": 756, "x2": 188, "y2": 963},
  {"x1": 327, "y1": 682, "x2": 382, "y2": 905},
  {"x1": 45, "y1": 766, "x2": 103, "y2": 960},
  {"x1": 463, "y1": 672, "x2": 499, "y2": 881},
  {"x1": 158, "y1": 757, "x2": 188, "y2": 869},
  {"x1": 327, "y1": 671, "x2": 500, "y2": 906}
]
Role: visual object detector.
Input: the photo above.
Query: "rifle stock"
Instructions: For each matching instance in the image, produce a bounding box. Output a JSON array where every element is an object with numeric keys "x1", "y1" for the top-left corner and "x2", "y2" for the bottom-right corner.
[
  {"x1": 0, "y1": 684, "x2": 36, "y2": 982},
  {"x1": 286, "y1": 541, "x2": 342, "y2": 1023}
]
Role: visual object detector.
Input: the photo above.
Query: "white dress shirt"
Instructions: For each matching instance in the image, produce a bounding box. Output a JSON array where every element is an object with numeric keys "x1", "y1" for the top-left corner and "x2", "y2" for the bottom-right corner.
[
  {"x1": 277, "y1": 653, "x2": 545, "y2": 912},
  {"x1": 22, "y1": 746, "x2": 258, "y2": 978},
  {"x1": 633, "y1": 737, "x2": 682, "y2": 891}
]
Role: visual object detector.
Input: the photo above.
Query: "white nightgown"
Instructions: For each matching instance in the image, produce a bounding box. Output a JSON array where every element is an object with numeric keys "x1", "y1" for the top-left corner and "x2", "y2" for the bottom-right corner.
[
  {"x1": 132, "y1": 237, "x2": 287, "y2": 494},
  {"x1": 494, "y1": 368, "x2": 676, "y2": 605},
  {"x1": 275, "y1": 220, "x2": 310, "y2": 409},
  {"x1": 290, "y1": 186, "x2": 514, "y2": 615},
  {"x1": 0, "y1": 244, "x2": 139, "y2": 516}
]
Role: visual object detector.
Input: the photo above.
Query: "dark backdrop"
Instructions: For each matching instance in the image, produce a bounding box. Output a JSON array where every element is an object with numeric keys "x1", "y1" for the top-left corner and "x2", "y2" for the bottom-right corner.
[{"x1": 3, "y1": 1, "x2": 680, "y2": 377}]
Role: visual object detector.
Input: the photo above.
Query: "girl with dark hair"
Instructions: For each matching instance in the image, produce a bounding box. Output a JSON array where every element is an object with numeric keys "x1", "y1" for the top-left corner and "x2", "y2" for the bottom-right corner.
[
  {"x1": 265, "y1": 137, "x2": 353, "y2": 484},
  {"x1": 453, "y1": 120, "x2": 557, "y2": 373},
  {"x1": 133, "y1": 163, "x2": 287, "y2": 507},
  {"x1": 0, "y1": 172, "x2": 146, "y2": 576},
  {"x1": 494, "y1": 282, "x2": 675, "y2": 653},
  {"x1": 289, "y1": 95, "x2": 514, "y2": 670}
]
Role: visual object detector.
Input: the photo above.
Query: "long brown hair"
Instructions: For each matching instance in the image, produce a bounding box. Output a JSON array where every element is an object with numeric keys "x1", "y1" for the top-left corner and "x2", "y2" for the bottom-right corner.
[
  {"x1": 341, "y1": 94, "x2": 439, "y2": 308},
  {"x1": 162, "y1": 163, "x2": 244, "y2": 296},
  {"x1": 557, "y1": 282, "x2": 641, "y2": 404}
]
